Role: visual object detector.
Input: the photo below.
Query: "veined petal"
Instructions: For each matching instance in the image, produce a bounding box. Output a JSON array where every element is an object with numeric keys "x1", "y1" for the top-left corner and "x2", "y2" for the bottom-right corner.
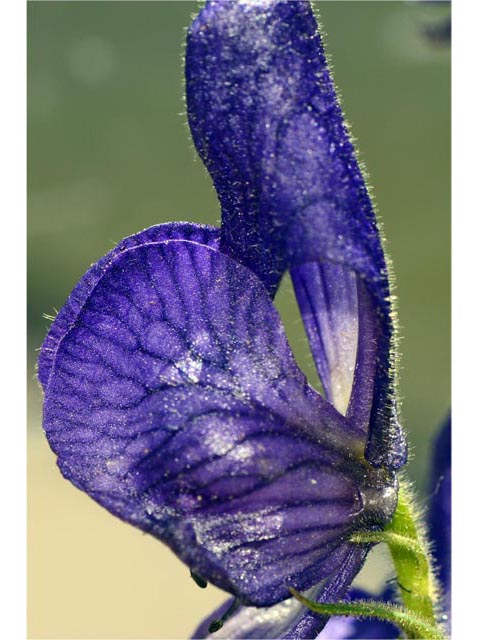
[
  {"x1": 38, "y1": 222, "x2": 220, "y2": 390},
  {"x1": 186, "y1": 0, "x2": 385, "y2": 292},
  {"x1": 43, "y1": 240, "x2": 394, "y2": 606},
  {"x1": 186, "y1": 0, "x2": 406, "y2": 469}
]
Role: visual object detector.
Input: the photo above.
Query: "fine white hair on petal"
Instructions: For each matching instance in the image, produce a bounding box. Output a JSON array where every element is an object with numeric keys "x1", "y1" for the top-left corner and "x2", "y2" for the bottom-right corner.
[{"x1": 237, "y1": 0, "x2": 277, "y2": 8}]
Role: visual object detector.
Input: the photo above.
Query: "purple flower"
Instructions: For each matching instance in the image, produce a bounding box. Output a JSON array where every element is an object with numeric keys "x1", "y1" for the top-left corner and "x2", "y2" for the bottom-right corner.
[{"x1": 39, "y1": 0, "x2": 406, "y2": 632}]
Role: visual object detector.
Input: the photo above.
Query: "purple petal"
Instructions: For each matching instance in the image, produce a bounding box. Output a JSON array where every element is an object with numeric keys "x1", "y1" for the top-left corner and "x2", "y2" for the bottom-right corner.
[
  {"x1": 292, "y1": 265, "x2": 405, "y2": 469},
  {"x1": 38, "y1": 222, "x2": 220, "y2": 390},
  {"x1": 283, "y1": 547, "x2": 371, "y2": 640},
  {"x1": 192, "y1": 594, "x2": 313, "y2": 640},
  {"x1": 192, "y1": 576, "x2": 401, "y2": 640},
  {"x1": 428, "y1": 414, "x2": 451, "y2": 619},
  {"x1": 319, "y1": 615, "x2": 396, "y2": 640},
  {"x1": 290, "y1": 263, "x2": 359, "y2": 415},
  {"x1": 186, "y1": 0, "x2": 406, "y2": 470},
  {"x1": 186, "y1": 0, "x2": 386, "y2": 291},
  {"x1": 43, "y1": 239, "x2": 394, "y2": 606},
  {"x1": 318, "y1": 588, "x2": 399, "y2": 639}
]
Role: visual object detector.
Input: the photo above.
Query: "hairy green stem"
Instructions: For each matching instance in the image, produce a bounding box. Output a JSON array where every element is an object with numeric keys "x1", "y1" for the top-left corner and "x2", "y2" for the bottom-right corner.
[
  {"x1": 351, "y1": 477, "x2": 446, "y2": 638},
  {"x1": 291, "y1": 477, "x2": 447, "y2": 639},
  {"x1": 386, "y1": 481, "x2": 441, "y2": 625},
  {"x1": 353, "y1": 480, "x2": 441, "y2": 627},
  {"x1": 289, "y1": 588, "x2": 444, "y2": 640}
]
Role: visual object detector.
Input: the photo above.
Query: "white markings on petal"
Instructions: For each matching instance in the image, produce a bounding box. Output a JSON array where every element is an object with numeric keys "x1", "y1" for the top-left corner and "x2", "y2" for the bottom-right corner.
[
  {"x1": 175, "y1": 353, "x2": 203, "y2": 383},
  {"x1": 204, "y1": 429, "x2": 238, "y2": 457},
  {"x1": 237, "y1": 0, "x2": 274, "y2": 8},
  {"x1": 192, "y1": 508, "x2": 285, "y2": 559},
  {"x1": 326, "y1": 308, "x2": 359, "y2": 415},
  {"x1": 291, "y1": 262, "x2": 359, "y2": 416},
  {"x1": 229, "y1": 442, "x2": 256, "y2": 463}
]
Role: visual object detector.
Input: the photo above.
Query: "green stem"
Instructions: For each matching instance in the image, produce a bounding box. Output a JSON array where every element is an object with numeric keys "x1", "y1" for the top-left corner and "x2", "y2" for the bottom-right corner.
[
  {"x1": 386, "y1": 482, "x2": 441, "y2": 624},
  {"x1": 291, "y1": 477, "x2": 447, "y2": 639},
  {"x1": 351, "y1": 477, "x2": 446, "y2": 638},
  {"x1": 289, "y1": 588, "x2": 444, "y2": 640},
  {"x1": 353, "y1": 480, "x2": 441, "y2": 627}
]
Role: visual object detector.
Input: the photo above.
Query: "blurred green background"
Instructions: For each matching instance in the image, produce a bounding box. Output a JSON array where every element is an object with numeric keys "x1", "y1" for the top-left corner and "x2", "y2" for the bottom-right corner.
[{"x1": 27, "y1": 1, "x2": 450, "y2": 638}]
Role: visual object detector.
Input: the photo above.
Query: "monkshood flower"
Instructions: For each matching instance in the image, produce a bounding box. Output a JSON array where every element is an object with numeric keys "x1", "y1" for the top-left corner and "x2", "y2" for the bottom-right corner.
[
  {"x1": 192, "y1": 416, "x2": 451, "y2": 639},
  {"x1": 38, "y1": 0, "x2": 450, "y2": 636}
]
